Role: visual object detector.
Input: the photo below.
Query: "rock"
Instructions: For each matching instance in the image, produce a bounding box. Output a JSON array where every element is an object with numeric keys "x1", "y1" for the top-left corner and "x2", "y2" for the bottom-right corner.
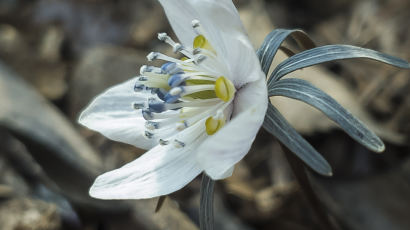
[
  {"x1": 0, "y1": 198, "x2": 61, "y2": 230},
  {"x1": 0, "y1": 24, "x2": 67, "y2": 101},
  {"x1": 130, "y1": 2, "x2": 167, "y2": 46},
  {"x1": 0, "y1": 24, "x2": 24, "y2": 53},
  {"x1": 311, "y1": 158, "x2": 410, "y2": 230},
  {"x1": 0, "y1": 152, "x2": 30, "y2": 198},
  {"x1": 39, "y1": 26, "x2": 65, "y2": 62},
  {"x1": 69, "y1": 45, "x2": 148, "y2": 118},
  {"x1": 0, "y1": 61, "x2": 108, "y2": 208}
]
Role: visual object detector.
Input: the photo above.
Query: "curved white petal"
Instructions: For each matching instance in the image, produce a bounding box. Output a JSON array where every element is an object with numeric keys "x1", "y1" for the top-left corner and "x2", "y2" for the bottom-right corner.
[
  {"x1": 89, "y1": 144, "x2": 202, "y2": 199},
  {"x1": 197, "y1": 77, "x2": 268, "y2": 179},
  {"x1": 78, "y1": 77, "x2": 156, "y2": 150},
  {"x1": 158, "y1": 0, "x2": 261, "y2": 86}
]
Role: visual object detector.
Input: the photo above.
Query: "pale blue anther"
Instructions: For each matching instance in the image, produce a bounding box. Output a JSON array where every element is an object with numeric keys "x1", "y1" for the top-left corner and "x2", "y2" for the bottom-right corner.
[
  {"x1": 134, "y1": 83, "x2": 145, "y2": 92},
  {"x1": 148, "y1": 100, "x2": 166, "y2": 113},
  {"x1": 168, "y1": 73, "x2": 186, "y2": 87},
  {"x1": 154, "y1": 88, "x2": 168, "y2": 101},
  {"x1": 161, "y1": 62, "x2": 182, "y2": 75},
  {"x1": 142, "y1": 109, "x2": 153, "y2": 120},
  {"x1": 164, "y1": 93, "x2": 180, "y2": 103}
]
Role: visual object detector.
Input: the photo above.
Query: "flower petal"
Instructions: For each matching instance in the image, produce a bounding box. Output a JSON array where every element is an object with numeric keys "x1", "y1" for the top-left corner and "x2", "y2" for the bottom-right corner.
[
  {"x1": 78, "y1": 77, "x2": 156, "y2": 150},
  {"x1": 197, "y1": 77, "x2": 268, "y2": 179},
  {"x1": 158, "y1": 0, "x2": 261, "y2": 86},
  {"x1": 89, "y1": 144, "x2": 202, "y2": 199}
]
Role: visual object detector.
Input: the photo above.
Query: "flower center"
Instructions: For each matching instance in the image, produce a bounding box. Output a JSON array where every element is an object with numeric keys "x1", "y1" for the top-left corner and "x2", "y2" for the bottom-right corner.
[{"x1": 132, "y1": 20, "x2": 236, "y2": 148}]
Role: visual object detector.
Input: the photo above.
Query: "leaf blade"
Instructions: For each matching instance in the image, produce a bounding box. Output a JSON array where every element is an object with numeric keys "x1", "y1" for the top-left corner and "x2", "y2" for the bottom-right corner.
[
  {"x1": 269, "y1": 78, "x2": 385, "y2": 152},
  {"x1": 263, "y1": 103, "x2": 332, "y2": 176},
  {"x1": 199, "y1": 173, "x2": 215, "y2": 230},
  {"x1": 257, "y1": 29, "x2": 315, "y2": 75},
  {"x1": 268, "y1": 44, "x2": 410, "y2": 86}
]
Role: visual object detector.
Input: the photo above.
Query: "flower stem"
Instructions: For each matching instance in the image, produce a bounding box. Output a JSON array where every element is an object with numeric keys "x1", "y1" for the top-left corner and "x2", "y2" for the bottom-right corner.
[{"x1": 199, "y1": 173, "x2": 215, "y2": 230}]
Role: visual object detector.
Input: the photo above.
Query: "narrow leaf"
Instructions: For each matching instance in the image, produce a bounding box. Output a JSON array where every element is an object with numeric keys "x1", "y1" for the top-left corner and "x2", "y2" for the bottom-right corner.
[
  {"x1": 199, "y1": 173, "x2": 215, "y2": 230},
  {"x1": 257, "y1": 29, "x2": 315, "y2": 75},
  {"x1": 269, "y1": 78, "x2": 385, "y2": 152},
  {"x1": 263, "y1": 103, "x2": 332, "y2": 176},
  {"x1": 268, "y1": 44, "x2": 410, "y2": 86}
]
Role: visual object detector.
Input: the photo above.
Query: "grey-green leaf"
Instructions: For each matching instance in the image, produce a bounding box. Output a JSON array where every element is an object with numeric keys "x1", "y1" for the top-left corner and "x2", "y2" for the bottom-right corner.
[
  {"x1": 199, "y1": 173, "x2": 215, "y2": 230},
  {"x1": 268, "y1": 44, "x2": 410, "y2": 86},
  {"x1": 257, "y1": 29, "x2": 315, "y2": 75},
  {"x1": 263, "y1": 103, "x2": 332, "y2": 176},
  {"x1": 269, "y1": 78, "x2": 385, "y2": 152}
]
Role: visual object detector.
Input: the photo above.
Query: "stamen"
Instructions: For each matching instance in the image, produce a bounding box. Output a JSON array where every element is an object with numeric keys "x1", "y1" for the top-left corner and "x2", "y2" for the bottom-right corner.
[
  {"x1": 215, "y1": 76, "x2": 236, "y2": 102},
  {"x1": 205, "y1": 115, "x2": 225, "y2": 135},
  {"x1": 147, "y1": 52, "x2": 158, "y2": 61},
  {"x1": 161, "y1": 62, "x2": 182, "y2": 75},
  {"x1": 159, "y1": 139, "x2": 169, "y2": 146},
  {"x1": 133, "y1": 102, "x2": 145, "y2": 110},
  {"x1": 191, "y1": 19, "x2": 200, "y2": 29},
  {"x1": 144, "y1": 131, "x2": 154, "y2": 139},
  {"x1": 145, "y1": 121, "x2": 159, "y2": 130},
  {"x1": 164, "y1": 93, "x2": 181, "y2": 103},
  {"x1": 168, "y1": 74, "x2": 186, "y2": 87},
  {"x1": 193, "y1": 35, "x2": 214, "y2": 52},
  {"x1": 148, "y1": 100, "x2": 166, "y2": 113},
  {"x1": 176, "y1": 120, "x2": 188, "y2": 131},
  {"x1": 174, "y1": 140, "x2": 185, "y2": 148},
  {"x1": 170, "y1": 87, "x2": 183, "y2": 96},
  {"x1": 163, "y1": 98, "x2": 221, "y2": 110},
  {"x1": 134, "y1": 83, "x2": 145, "y2": 92}
]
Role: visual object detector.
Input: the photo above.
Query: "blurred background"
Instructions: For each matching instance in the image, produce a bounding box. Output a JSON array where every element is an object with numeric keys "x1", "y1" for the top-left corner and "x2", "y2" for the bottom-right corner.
[{"x1": 0, "y1": 0, "x2": 409, "y2": 229}]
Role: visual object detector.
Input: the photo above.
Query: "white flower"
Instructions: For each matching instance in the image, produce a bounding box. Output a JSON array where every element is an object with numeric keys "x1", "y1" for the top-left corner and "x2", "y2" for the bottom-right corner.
[{"x1": 79, "y1": 0, "x2": 268, "y2": 199}]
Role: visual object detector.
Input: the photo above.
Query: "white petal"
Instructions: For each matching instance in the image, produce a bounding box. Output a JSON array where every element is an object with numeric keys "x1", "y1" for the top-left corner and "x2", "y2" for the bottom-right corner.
[
  {"x1": 89, "y1": 144, "x2": 202, "y2": 199},
  {"x1": 197, "y1": 77, "x2": 268, "y2": 179},
  {"x1": 78, "y1": 77, "x2": 157, "y2": 150},
  {"x1": 158, "y1": 0, "x2": 261, "y2": 86},
  {"x1": 157, "y1": 0, "x2": 198, "y2": 47}
]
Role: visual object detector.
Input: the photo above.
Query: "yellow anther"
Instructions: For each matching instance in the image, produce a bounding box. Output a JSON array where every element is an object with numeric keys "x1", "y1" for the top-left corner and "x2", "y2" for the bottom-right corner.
[
  {"x1": 215, "y1": 76, "x2": 235, "y2": 102},
  {"x1": 193, "y1": 35, "x2": 214, "y2": 52},
  {"x1": 205, "y1": 116, "x2": 225, "y2": 135}
]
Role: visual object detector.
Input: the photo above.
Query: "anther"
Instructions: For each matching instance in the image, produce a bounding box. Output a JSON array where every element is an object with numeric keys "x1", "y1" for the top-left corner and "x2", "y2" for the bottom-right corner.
[
  {"x1": 176, "y1": 121, "x2": 188, "y2": 131},
  {"x1": 191, "y1": 19, "x2": 200, "y2": 28},
  {"x1": 159, "y1": 139, "x2": 169, "y2": 146},
  {"x1": 193, "y1": 48, "x2": 201, "y2": 55},
  {"x1": 168, "y1": 74, "x2": 185, "y2": 87},
  {"x1": 174, "y1": 139, "x2": 185, "y2": 148},
  {"x1": 161, "y1": 62, "x2": 182, "y2": 75},
  {"x1": 173, "y1": 43, "x2": 183, "y2": 53},
  {"x1": 194, "y1": 55, "x2": 206, "y2": 64},
  {"x1": 157, "y1": 32, "x2": 168, "y2": 41},
  {"x1": 154, "y1": 88, "x2": 168, "y2": 101},
  {"x1": 144, "y1": 131, "x2": 154, "y2": 139},
  {"x1": 138, "y1": 76, "x2": 148, "y2": 81},
  {"x1": 140, "y1": 65, "x2": 149, "y2": 74},
  {"x1": 134, "y1": 83, "x2": 145, "y2": 92},
  {"x1": 148, "y1": 100, "x2": 166, "y2": 113},
  {"x1": 133, "y1": 102, "x2": 145, "y2": 110},
  {"x1": 142, "y1": 109, "x2": 153, "y2": 120},
  {"x1": 145, "y1": 121, "x2": 159, "y2": 130},
  {"x1": 170, "y1": 87, "x2": 183, "y2": 96},
  {"x1": 147, "y1": 52, "x2": 158, "y2": 61}
]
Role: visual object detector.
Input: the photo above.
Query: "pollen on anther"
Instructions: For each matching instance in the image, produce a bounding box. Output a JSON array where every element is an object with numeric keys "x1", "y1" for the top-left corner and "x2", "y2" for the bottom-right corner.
[{"x1": 147, "y1": 52, "x2": 158, "y2": 61}]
